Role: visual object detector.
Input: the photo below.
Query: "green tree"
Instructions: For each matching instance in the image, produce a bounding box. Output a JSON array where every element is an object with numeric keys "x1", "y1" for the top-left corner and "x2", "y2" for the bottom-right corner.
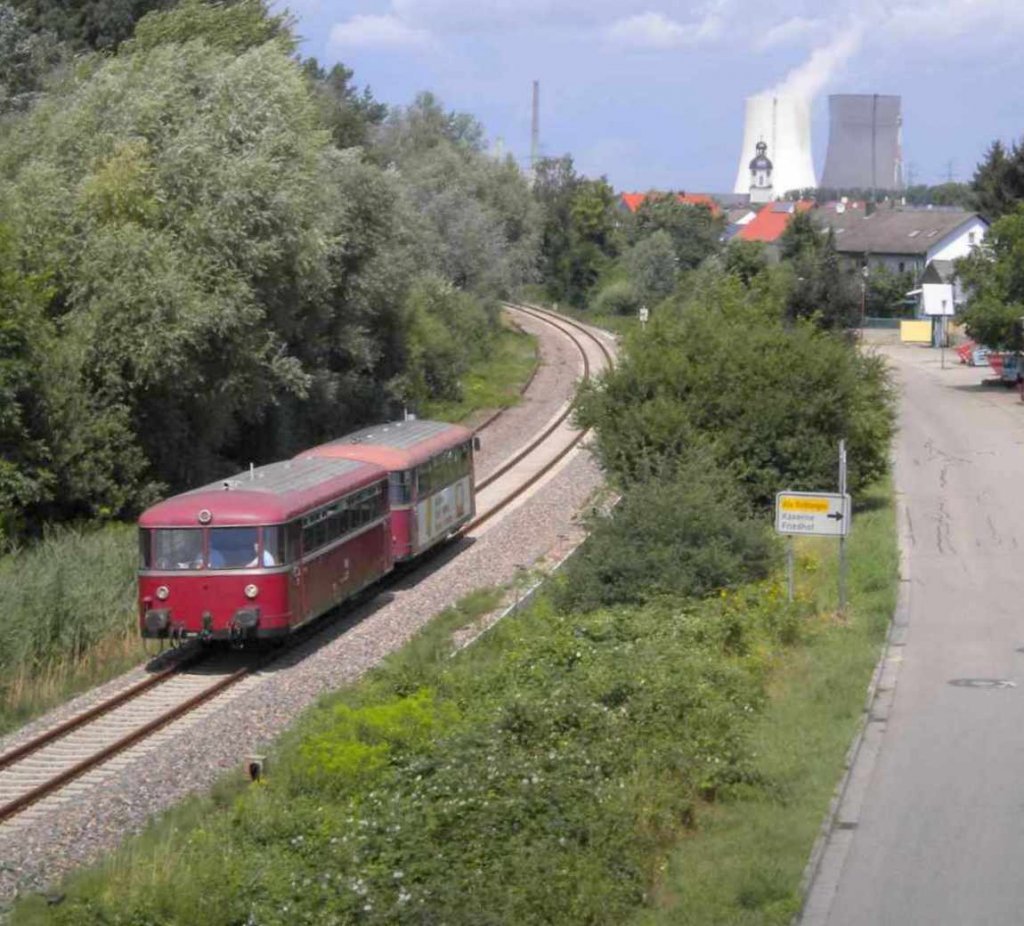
[
  {"x1": 301, "y1": 57, "x2": 387, "y2": 150},
  {"x1": 0, "y1": 225, "x2": 55, "y2": 535},
  {"x1": 723, "y1": 239, "x2": 767, "y2": 286},
  {"x1": 555, "y1": 451, "x2": 778, "y2": 611},
  {"x1": 625, "y1": 229, "x2": 676, "y2": 303},
  {"x1": 864, "y1": 265, "x2": 915, "y2": 318},
  {"x1": 780, "y1": 212, "x2": 860, "y2": 329},
  {"x1": 0, "y1": 3, "x2": 62, "y2": 112},
  {"x1": 971, "y1": 139, "x2": 1024, "y2": 220},
  {"x1": 630, "y1": 193, "x2": 721, "y2": 270},
  {"x1": 575, "y1": 270, "x2": 895, "y2": 507},
  {"x1": 533, "y1": 155, "x2": 618, "y2": 307},
  {"x1": 957, "y1": 205, "x2": 1024, "y2": 349},
  {"x1": 11, "y1": 0, "x2": 172, "y2": 49},
  {"x1": 0, "y1": 5, "x2": 360, "y2": 508}
]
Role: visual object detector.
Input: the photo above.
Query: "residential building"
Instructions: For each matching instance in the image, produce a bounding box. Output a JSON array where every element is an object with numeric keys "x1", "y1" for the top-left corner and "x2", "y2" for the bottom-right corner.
[
  {"x1": 732, "y1": 200, "x2": 815, "y2": 259},
  {"x1": 815, "y1": 205, "x2": 988, "y2": 277}
]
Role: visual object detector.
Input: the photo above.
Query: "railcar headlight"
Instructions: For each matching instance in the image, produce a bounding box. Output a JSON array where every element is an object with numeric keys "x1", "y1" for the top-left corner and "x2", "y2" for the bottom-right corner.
[
  {"x1": 244, "y1": 584, "x2": 259, "y2": 600},
  {"x1": 156, "y1": 585, "x2": 170, "y2": 601}
]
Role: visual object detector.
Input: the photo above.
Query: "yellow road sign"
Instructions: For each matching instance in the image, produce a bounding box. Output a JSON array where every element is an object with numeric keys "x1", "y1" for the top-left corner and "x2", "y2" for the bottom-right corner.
[{"x1": 775, "y1": 491, "x2": 851, "y2": 537}]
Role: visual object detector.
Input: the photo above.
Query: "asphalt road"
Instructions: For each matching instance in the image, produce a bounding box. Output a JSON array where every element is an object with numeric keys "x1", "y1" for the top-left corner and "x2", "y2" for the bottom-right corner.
[{"x1": 805, "y1": 342, "x2": 1024, "y2": 925}]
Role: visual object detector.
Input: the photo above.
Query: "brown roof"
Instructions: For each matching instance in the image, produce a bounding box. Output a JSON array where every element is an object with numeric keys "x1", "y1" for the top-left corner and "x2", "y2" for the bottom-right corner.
[{"x1": 816, "y1": 208, "x2": 984, "y2": 256}]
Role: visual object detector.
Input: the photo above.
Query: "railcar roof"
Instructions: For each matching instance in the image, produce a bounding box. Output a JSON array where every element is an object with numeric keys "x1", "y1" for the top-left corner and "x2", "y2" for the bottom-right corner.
[
  {"x1": 139, "y1": 457, "x2": 387, "y2": 527},
  {"x1": 301, "y1": 419, "x2": 474, "y2": 471}
]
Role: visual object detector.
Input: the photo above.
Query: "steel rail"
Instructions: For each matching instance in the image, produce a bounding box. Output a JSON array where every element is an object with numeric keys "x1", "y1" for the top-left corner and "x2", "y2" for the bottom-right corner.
[
  {"x1": 0, "y1": 650, "x2": 206, "y2": 775},
  {"x1": 0, "y1": 664, "x2": 251, "y2": 824},
  {"x1": 0, "y1": 303, "x2": 613, "y2": 827},
  {"x1": 473, "y1": 307, "x2": 592, "y2": 493},
  {"x1": 465, "y1": 303, "x2": 614, "y2": 530}
]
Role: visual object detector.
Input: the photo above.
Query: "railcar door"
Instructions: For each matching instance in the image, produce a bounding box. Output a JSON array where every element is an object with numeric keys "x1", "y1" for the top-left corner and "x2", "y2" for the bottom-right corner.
[{"x1": 282, "y1": 522, "x2": 306, "y2": 627}]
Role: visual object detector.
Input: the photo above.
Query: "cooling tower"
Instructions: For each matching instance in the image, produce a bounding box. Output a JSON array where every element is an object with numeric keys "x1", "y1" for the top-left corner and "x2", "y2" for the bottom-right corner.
[
  {"x1": 820, "y1": 94, "x2": 903, "y2": 191},
  {"x1": 732, "y1": 94, "x2": 816, "y2": 197}
]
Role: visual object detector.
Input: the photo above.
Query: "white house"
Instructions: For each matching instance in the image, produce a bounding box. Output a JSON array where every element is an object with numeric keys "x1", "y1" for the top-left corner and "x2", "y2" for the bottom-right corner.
[{"x1": 816, "y1": 205, "x2": 988, "y2": 278}]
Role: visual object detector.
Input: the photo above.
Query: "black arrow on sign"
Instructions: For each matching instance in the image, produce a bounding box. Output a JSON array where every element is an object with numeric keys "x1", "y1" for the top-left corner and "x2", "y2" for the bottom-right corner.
[{"x1": 827, "y1": 511, "x2": 844, "y2": 521}]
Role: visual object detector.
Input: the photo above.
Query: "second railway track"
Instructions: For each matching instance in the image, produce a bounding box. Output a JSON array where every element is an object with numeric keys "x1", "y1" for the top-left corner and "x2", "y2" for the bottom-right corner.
[{"x1": 0, "y1": 303, "x2": 615, "y2": 830}]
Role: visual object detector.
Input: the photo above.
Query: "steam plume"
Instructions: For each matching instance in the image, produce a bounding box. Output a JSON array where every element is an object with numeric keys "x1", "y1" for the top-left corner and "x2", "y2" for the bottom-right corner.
[{"x1": 769, "y1": 24, "x2": 864, "y2": 100}]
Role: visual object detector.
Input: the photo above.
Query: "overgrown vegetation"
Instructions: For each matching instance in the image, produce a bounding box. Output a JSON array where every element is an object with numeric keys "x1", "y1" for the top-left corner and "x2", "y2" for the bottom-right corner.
[
  {"x1": 11, "y1": 482, "x2": 898, "y2": 926},
  {"x1": 956, "y1": 205, "x2": 1024, "y2": 349},
  {"x1": 575, "y1": 270, "x2": 895, "y2": 508},
  {"x1": 0, "y1": 318, "x2": 537, "y2": 737},
  {"x1": 646, "y1": 478, "x2": 897, "y2": 924},
  {"x1": 0, "y1": 523, "x2": 145, "y2": 734},
  {"x1": 0, "y1": 0, "x2": 541, "y2": 543},
  {"x1": 555, "y1": 454, "x2": 778, "y2": 612},
  {"x1": 14, "y1": 579, "x2": 807, "y2": 924}
]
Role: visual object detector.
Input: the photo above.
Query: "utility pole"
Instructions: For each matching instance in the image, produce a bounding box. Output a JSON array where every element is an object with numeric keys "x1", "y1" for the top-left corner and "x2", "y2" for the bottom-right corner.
[{"x1": 530, "y1": 80, "x2": 539, "y2": 175}]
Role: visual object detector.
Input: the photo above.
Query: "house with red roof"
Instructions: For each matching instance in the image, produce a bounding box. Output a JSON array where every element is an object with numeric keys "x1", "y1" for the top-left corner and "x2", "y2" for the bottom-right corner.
[
  {"x1": 735, "y1": 201, "x2": 814, "y2": 244},
  {"x1": 617, "y1": 192, "x2": 722, "y2": 217}
]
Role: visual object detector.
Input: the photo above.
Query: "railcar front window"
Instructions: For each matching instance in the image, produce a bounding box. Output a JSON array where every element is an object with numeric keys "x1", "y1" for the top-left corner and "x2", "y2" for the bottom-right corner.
[
  {"x1": 209, "y1": 527, "x2": 259, "y2": 569},
  {"x1": 153, "y1": 529, "x2": 204, "y2": 570}
]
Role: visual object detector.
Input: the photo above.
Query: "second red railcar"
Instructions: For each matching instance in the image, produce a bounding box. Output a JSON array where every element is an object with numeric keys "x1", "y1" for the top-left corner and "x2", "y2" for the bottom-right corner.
[{"x1": 300, "y1": 419, "x2": 476, "y2": 561}]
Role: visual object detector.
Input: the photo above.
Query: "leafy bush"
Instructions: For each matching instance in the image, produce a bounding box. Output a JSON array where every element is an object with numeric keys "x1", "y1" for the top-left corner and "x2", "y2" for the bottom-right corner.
[
  {"x1": 392, "y1": 275, "x2": 496, "y2": 410},
  {"x1": 34, "y1": 581, "x2": 808, "y2": 926},
  {"x1": 593, "y1": 278, "x2": 642, "y2": 316},
  {"x1": 575, "y1": 270, "x2": 896, "y2": 507},
  {"x1": 625, "y1": 230, "x2": 678, "y2": 303},
  {"x1": 556, "y1": 459, "x2": 779, "y2": 611}
]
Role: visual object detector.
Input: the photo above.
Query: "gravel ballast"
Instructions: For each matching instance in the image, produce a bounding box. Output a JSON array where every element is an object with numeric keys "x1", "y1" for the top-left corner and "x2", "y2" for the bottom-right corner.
[{"x1": 0, "y1": 308, "x2": 610, "y2": 910}]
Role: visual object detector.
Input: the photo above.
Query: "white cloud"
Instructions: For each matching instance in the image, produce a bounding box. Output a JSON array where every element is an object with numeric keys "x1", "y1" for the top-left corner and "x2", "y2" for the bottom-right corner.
[
  {"x1": 329, "y1": 14, "x2": 431, "y2": 48},
  {"x1": 604, "y1": 7, "x2": 723, "y2": 49},
  {"x1": 754, "y1": 16, "x2": 822, "y2": 50},
  {"x1": 884, "y1": 0, "x2": 1024, "y2": 40}
]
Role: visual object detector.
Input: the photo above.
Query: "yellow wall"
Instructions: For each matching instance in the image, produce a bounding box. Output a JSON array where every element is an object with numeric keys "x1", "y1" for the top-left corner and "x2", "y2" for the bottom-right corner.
[{"x1": 900, "y1": 320, "x2": 932, "y2": 344}]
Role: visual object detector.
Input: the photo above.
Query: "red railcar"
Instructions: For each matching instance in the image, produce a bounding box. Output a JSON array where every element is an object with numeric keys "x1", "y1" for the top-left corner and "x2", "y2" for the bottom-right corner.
[
  {"x1": 138, "y1": 457, "x2": 391, "y2": 642},
  {"x1": 300, "y1": 420, "x2": 476, "y2": 561}
]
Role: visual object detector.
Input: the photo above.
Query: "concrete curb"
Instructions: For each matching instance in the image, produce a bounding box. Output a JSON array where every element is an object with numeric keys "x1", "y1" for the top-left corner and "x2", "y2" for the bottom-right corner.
[{"x1": 795, "y1": 488, "x2": 912, "y2": 925}]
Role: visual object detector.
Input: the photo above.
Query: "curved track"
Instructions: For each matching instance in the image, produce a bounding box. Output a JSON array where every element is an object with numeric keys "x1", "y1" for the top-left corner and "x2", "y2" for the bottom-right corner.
[{"x1": 0, "y1": 304, "x2": 615, "y2": 828}]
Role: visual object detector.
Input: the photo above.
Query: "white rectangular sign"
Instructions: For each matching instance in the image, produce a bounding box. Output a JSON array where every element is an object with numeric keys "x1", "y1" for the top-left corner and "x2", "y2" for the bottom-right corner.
[{"x1": 775, "y1": 491, "x2": 851, "y2": 537}]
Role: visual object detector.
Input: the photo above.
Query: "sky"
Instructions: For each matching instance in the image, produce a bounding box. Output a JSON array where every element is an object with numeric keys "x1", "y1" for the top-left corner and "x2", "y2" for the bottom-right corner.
[{"x1": 279, "y1": 0, "x2": 1024, "y2": 194}]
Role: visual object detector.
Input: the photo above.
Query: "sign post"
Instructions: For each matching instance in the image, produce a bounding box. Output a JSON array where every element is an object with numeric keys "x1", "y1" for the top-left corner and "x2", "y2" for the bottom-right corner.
[
  {"x1": 774, "y1": 485, "x2": 851, "y2": 607},
  {"x1": 838, "y1": 440, "x2": 848, "y2": 615}
]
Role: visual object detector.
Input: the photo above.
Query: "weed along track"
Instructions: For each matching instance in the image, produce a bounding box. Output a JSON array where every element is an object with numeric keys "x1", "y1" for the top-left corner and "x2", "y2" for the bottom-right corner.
[{"x1": 0, "y1": 305, "x2": 614, "y2": 834}]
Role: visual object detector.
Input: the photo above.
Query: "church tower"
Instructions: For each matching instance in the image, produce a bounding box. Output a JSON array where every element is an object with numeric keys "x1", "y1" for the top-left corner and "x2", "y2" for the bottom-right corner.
[{"x1": 749, "y1": 140, "x2": 774, "y2": 204}]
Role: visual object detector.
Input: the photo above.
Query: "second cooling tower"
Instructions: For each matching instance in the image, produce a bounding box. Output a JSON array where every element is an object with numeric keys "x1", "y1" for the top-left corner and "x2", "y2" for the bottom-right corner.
[
  {"x1": 733, "y1": 94, "x2": 816, "y2": 197},
  {"x1": 820, "y1": 94, "x2": 903, "y2": 191}
]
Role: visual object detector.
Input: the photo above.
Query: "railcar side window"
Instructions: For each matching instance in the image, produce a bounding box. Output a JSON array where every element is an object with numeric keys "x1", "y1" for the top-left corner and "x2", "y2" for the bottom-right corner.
[
  {"x1": 416, "y1": 444, "x2": 472, "y2": 497},
  {"x1": 284, "y1": 522, "x2": 301, "y2": 562},
  {"x1": 263, "y1": 526, "x2": 286, "y2": 565},
  {"x1": 153, "y1": 529, "x2": 204, "y2": 570},
  {"x1": 138, "y1": 529, "x2": 153, "y2": 569},
  {"x1": 209, "y1": 527, "x2": 259, "y2": 569}
]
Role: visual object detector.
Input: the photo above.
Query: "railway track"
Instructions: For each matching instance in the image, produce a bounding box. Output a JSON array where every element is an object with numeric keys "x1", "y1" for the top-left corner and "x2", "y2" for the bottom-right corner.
[{"x1": 0, "y1": 304, "x2": 615, "y2": 829}]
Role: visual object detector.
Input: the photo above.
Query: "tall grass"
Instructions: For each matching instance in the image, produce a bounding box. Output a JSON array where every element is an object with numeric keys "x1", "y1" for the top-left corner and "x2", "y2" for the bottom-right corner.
[
  {"x1": 640, "y1": 477, "x2": 898, "y2": 924},
  {"x1": 422, "y1": 324, "x2": 538, "y2": 423},
  {"x1": 0, "y1": 524, "x2": 150, "y2": 735}
]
